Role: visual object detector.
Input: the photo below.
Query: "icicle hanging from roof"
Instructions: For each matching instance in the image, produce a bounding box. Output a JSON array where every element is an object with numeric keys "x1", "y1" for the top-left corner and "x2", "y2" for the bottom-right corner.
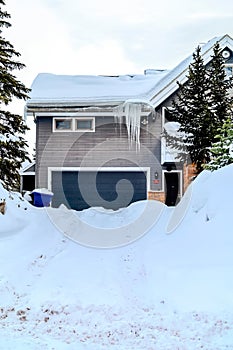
[
  {"x1": 115, "y1": 100, "x2": 155, "y2": 150},
  {"x1": 113, "y1": 104, "x2": 124, "y2": 138},
  {"x1": 124, "y1": 102, "x2": 142, "y2": 150},
  {"x1": 113, "y1": 104, "x2": 124, "y2": 124}
]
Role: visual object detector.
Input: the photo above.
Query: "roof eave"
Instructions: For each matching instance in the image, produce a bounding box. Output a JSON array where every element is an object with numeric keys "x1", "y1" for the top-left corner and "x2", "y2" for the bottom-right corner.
[{"x1": 149, "y1": 34, "x2": 233, "y2": 108}]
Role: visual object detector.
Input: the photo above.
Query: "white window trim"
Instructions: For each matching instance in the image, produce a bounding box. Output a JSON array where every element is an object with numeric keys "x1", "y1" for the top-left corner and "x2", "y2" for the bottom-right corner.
[
  {"x1": 162, "y1": 106, "x2": 167, "y2": 129},
  {"x1": 52, "y1": 117, "x2": 95, "y2": 132},
  {"x1": 53, "y1": 117, "x2": 73, "y2": 132},
  {"x1": 161, "y1": 107, "x2": 168, "y2": 164},
  {"x1": 161, "y1": 107, "x2": 181, "y2": 164},
  {"x1": 48, "y1": 166, "x2": 151, "y2": 194},
  {"x1": 75, "y1": 117, "x2": 95, "y2": 132},
  {"x1": 224, "y1": 63, "x2": 233, "y2": 67},
  {"x1": 162, "y1": 106, "x2": 174, "y2": 128}
]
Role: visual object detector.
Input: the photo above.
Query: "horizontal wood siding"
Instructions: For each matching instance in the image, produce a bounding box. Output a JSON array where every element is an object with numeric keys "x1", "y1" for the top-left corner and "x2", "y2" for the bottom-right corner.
[{"x1": 36, "y1": 114, "x2": 163, "y2": 191}]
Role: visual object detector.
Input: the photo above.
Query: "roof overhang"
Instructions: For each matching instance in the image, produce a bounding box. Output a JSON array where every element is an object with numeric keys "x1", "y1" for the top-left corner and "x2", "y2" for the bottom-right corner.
[
  {"x1": 25, "y1": 34, "x2": 233, "y2": 114},
  {"x1": 149, "y1": 34, "x2": 233, "y2": 108}
]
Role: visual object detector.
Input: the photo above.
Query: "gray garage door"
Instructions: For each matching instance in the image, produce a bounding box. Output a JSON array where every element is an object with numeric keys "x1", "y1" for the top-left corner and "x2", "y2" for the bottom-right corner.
[{"x1": 51, "y1": 170, "x2": 147, "y2": 210}]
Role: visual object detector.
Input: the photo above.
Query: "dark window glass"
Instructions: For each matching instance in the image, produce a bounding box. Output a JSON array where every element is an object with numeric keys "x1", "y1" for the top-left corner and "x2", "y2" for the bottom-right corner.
[
  {"x1": 55, "y1": 119, "x2": 72, "y2": 130},
  {"x1": 76, "y1": 119, "x2": 93, "y2": 130}
]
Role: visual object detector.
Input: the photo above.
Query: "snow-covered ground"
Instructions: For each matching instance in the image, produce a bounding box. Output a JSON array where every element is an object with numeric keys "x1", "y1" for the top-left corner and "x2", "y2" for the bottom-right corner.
[{"x1": 0, "y1": 165, "x2": 233, "y2": 349}]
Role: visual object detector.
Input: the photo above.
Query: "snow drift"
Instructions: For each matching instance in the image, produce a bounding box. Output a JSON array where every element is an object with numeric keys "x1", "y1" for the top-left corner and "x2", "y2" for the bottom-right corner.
[{"x1": 0, "y1": 165, "x2": 233, "y2": 349}]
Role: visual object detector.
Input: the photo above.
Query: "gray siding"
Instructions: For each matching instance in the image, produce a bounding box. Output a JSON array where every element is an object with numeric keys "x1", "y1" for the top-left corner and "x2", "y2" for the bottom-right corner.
[{"x1": 36, "y1": 114, "x2": 163, "y2": 191}]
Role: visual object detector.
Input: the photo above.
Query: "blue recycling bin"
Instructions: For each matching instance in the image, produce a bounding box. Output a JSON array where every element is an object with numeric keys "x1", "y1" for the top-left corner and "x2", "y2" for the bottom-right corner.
[{"x1": 32, "y1": 189, "x2": 53, "y2": 207}]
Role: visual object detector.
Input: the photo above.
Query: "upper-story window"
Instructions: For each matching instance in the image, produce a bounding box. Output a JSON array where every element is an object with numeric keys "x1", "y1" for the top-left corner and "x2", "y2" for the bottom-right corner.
[
  {"x1": 75, "y1": 118, "x2": 95, "y2": 131},
  {"x1": 53, "y1": 117, "x2": 95, "y2": 132},
  {"x1": 55, "y1": 118, "x2": 72, "y2": 131},
  {"x1": 224, "y1": 65, "x2": 233, "y2": 78},
  {"x1": 161, "y1": 107, "x2": 180, "y2": 164}
]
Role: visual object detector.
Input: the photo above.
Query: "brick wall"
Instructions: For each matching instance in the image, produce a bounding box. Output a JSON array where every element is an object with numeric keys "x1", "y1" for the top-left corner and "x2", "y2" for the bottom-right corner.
[
  {"x1": 183, "y1": 163, "x2": 197, "y2": 192},
  {"x1": 148, "y1": 191, "x2": 165, "y2": 203},
  {"x1": 148, "y1": 163, "x2": 197, "y2": 204}
]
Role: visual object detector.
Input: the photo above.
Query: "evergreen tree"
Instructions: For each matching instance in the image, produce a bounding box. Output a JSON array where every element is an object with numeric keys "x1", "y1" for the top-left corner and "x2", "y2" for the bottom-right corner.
[
  {"x1": 204, "y1": 118, "x2": 233, "y2": 171},
  {"x1": 166, "y1": 43, "x2": 233, "y2": 174},
  {"x1": 207, "y1": 42, "x2": 233, "y2": 133},
  {"x1": 166, "y1": 46, "x2": 211, "y2": 173},
  {"x1": 0, "y1": 0, "x2": 30, "y2": 190}
]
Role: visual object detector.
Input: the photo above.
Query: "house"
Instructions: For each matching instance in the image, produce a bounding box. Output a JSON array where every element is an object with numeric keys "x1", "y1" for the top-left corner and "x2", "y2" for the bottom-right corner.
[
  {"x1": 24, "y1": 34, "x2": 233, "y2": 210},
  {"x1": 19, "y1": 162, "x2": 35, "y2": 193}
]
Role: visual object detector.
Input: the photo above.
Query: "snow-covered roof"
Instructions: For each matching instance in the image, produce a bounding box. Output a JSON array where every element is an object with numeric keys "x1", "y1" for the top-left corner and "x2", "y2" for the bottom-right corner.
[
  {"x1": 26, "y1": 34, "x2": 233, "y2": 109},
  {"x1": 148, "y1": 34, "x2": 233, "y2": 107},
  {"x1": 19, "y1": 162, "x2": 35, "y2": 175},
  {"x1": 27, "y1": 71, "x2": 167, "y2": 106}
]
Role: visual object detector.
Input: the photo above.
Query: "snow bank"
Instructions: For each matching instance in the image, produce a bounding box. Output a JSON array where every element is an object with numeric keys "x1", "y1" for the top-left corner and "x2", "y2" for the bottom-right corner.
[
  {"x1": 168, "y1": 163, "x2": 233, "y2": 230},
  {"x1": 47, "y1": 200, "x2": 166, "y2": 248},
  {"x1": 0, "y1": 165, "x2": 233, "y2": 348},
  {"x1": 0, "y1": 184, "x2": 33, "y2": 235}
]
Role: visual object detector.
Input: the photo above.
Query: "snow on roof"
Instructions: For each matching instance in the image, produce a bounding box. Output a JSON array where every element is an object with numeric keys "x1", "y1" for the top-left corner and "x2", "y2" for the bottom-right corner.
[
  {"x1": 26, "y1": 34, "x2": 233, "y2": 108},
  {"x1": 27, "y1": 71, "x2": 168, "y2": 105},
  {"x1": 20, "y1": 161, "x2": 35, "y2": 175},
  {"x1": 148, "y1": 34, "x2": 233, "y2": 106}
]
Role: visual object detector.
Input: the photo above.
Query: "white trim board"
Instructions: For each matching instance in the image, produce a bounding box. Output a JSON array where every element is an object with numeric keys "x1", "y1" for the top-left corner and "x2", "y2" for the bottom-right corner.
[
  {"x1": 48, "y1": 166, "x2": 151, "y2": 194},
  {"x1": 34, "y1": 111, "x2": 151, "y2": 118}
]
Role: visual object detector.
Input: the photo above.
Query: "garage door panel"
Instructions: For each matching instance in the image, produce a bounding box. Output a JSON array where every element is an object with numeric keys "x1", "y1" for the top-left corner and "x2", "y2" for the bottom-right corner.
[{"x1": 52, "y1": 170, "x2": 147, "y2": 210}]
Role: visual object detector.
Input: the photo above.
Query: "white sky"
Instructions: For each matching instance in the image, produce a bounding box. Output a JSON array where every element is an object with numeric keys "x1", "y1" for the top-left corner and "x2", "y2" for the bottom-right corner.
[
  {"x1": 6, "y1": 0, "x2": 233, "y2": 86},
  {"x1": 3, "y1": 0, "x2": 233, "y2": 152}
]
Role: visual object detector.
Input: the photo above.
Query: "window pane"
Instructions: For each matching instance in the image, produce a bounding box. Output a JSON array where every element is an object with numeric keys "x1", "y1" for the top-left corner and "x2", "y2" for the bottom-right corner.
[
  {"x1": 225, "y1": 66, "x2": 233, "y2": 78},
  {"x1": 76, "y1": 119, "x2": 93, "y2": 130},
  {"x1": 55, "y1": 119, "x2": 72, "y2": 130},
  {"x1": 164, "y1": 108, "x2": 174, "y2": 122}
]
